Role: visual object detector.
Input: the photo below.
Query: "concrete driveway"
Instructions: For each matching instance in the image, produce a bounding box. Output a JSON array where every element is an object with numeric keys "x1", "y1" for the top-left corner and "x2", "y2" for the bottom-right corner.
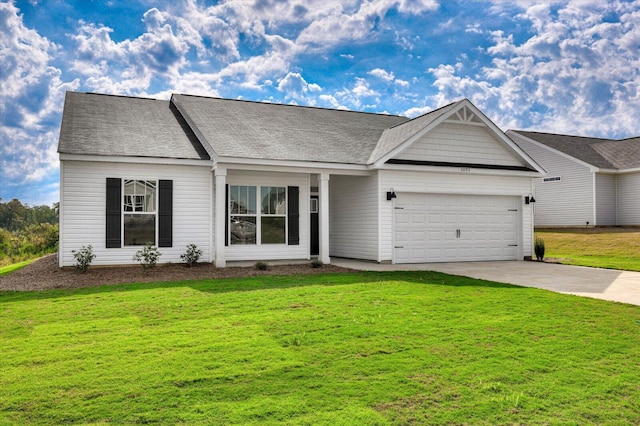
[{"x1": 331, "y1": 259, "x2": 640, "y2": 306}]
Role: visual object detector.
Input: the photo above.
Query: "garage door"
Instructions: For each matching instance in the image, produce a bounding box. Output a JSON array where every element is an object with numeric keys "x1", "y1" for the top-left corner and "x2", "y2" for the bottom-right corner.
[{"x1": 394, "y1": 193, "x2": 519, "y2": 263}]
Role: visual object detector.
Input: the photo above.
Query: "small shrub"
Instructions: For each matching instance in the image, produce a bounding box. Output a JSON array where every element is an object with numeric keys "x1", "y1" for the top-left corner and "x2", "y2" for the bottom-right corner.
[
  {"x1": 255, "y1": 261, "x2": 269, "y2": 271},
  {"x1": 310, "y1": 259, "x2": 323, "y2": 269},
  {"x1": 180, "y1": 243, "x2": 202, "y2": 267},
  {"x1": 133, "y1": 242, "x2": 162, "y2": 270},
  {"x1": 72, "y1": 245, "x2": 96, "y2": 273},
  {"x1": 534, "y1": 237, "x2": 545, "y2": 261}
]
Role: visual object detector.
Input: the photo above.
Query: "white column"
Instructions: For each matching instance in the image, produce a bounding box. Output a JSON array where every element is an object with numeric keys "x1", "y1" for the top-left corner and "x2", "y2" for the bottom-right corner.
[
  {"x1": 214, "y1": 167, "x2": 227, "y2": 268},
  {"x1": 319, "y1": 173, "x2": 330, "y2": 264}
]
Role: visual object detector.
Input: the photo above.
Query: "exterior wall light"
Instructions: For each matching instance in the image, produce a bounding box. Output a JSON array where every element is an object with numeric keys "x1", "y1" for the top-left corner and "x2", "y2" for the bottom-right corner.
[
  {"x1": 387, "y1": 188, "x2": 397, "y2": 201},
  {"x1": 525, "y1": 194, "x2": 536, "y2": 204}
]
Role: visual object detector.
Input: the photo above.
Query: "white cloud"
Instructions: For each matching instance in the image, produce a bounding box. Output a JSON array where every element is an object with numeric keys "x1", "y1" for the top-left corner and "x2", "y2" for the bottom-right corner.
[
  {"x1": 0, "y1": 127, "x2": 59, "y2": 183},
  {"x1": 0, "y1": 2, "x2": 75, "y2": 195},
  {"x1": 404, "y1": 105, "x2": 433, "y2": 117},
  {"x1": 369, "y1": 68, "x2": 395, "y2": 82},
  {"x1": 369, "y1": 68, "x2": 410, "y2": 86},
  {"x1": 277, "y1": 72, "x2": 322, "y2": 101},
  {"x1": 352, "y1": 77, "x2": 378, "y2": 98},
  {"x1": 0, "y1": 2, "x2": 56, "y2": 113},
  {"x1": 433, "y1": 1, "x2": 640, "y2": 137},
  {"x1": 296, "y1": 0, "x2": 439, "y2": 49},
  {"x1": 331, "y1": 77, "x2": 381, "y2": 109},
  {"x1": 396, "y1": 0, "x2": 438, "y2": 15}
]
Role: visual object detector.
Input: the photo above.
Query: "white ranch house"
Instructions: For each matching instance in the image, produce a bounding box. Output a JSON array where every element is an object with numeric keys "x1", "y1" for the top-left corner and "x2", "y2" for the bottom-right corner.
[
  {"x1": 509, "y1": 130, "x2": 640, "y2": 227},
  {"x1": 57, "y1": 92, "x2": 544, "y2": 267}
]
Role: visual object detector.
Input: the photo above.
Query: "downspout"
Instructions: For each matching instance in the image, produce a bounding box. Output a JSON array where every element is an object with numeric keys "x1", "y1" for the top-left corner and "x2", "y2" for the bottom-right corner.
[
  {"x1": 615, "y1": 174, "x2": 619, "y2": 225},
  {"x1": 58, "y1": 161, "x2": 65, "y2": 268},
  {"x1": 592, "y1": 172, "x2": 597, "y2": 226}
]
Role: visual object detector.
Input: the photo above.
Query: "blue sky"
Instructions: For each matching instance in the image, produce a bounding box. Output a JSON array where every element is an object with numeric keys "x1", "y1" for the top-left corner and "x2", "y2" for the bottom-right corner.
[{"x1": 2, "y1": 0, "x2": 640, "y2": 206}]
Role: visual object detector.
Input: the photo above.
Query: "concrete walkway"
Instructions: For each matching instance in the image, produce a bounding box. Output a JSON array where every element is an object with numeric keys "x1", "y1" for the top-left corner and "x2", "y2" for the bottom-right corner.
[{"x1": 331, "y1": 259, "x2": 640, "y2": 306}]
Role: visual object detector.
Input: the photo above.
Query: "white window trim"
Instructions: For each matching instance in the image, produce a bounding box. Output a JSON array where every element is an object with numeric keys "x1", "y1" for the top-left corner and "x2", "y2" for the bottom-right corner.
[
  {"x1": 229, "y1": 185, "x2": 288, "y2": 245},
  {"x1": 122, "y1": 179, "x2": 158, "y2": 246}
]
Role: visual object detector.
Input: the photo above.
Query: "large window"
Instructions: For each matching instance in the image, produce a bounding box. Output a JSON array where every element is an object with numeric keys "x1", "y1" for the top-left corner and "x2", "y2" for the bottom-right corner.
[
  {"x1": 123, "y1": 180, "x2": 156, "y2": 246},
  {"x1": 230, "y1": 185, "x2": 286, "y2": 245}
]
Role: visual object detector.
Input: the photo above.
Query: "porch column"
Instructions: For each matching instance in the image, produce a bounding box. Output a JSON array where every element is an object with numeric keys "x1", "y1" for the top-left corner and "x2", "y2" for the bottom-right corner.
[
  {"x1": 319, "y1": 172, "x2": 330, "y2": 264},
  {"x1": 214, "y1": 167, "x2": 227, "y2": 268}
]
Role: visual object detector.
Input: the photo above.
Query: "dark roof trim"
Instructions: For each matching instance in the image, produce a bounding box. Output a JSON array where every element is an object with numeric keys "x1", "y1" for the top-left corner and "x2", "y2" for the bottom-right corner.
[
  {"x1": 386, "y1": 159, "x2": 536, "y2": 172},
  {"x1": 169, "y1": 102, "x2": 210, "y2": 160}
]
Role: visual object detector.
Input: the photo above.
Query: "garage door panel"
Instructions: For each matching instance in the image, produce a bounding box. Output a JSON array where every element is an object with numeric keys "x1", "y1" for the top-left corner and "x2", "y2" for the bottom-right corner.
[{"x1": 394, "y1": 193, "x2": 519, "y2": 263}]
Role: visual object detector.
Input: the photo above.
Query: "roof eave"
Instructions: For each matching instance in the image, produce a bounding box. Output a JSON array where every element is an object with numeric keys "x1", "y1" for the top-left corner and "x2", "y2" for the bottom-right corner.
[{"x1": 59, "y1": 153, "x2": 213, "y2": 167}]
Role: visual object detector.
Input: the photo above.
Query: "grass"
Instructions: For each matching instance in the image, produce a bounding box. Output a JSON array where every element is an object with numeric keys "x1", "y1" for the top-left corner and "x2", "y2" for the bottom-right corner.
[
  {"x1": 0, "y1": 259, "x2": 37, "y2": 277},
  {"x1": 536, "y1": 227, "x2": 640, "y2": 271},
  {"x1": 1, "y1": 272, "x2": 639, "y2": 424}
]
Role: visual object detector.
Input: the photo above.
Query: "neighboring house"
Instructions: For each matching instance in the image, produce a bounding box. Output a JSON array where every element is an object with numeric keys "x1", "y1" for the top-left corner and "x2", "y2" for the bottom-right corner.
[
  {"x1": 508, "y1": 130, "x2": 640, "y2": 227},
  {"x1": 57, "y1": 92, "x2": 543, "y2": 267}
]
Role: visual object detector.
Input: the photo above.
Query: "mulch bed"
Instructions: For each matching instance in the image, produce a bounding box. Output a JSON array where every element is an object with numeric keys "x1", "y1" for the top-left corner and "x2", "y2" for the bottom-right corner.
[{"x1": 0, "y1": 255, "x2": 352, "y2": 292}]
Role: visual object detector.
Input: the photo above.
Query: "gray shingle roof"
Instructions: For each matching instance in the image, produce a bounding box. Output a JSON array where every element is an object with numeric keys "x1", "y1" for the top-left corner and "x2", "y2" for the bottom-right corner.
[
  {"x1": 171, "y1": 94, "x2": 408, "y2": 165},
  {"x1": 513, "y1": 130, "x2": 640, "y2": 170},
  {"x1": 57, "y1": 92, "x2": 210, "y2": 160},
  {"x1": 592, "y1": 138, "x2": 640, "y2": 169},
  {"x1": 59, "y1": 92, "x2": 542, "y2": 171},
  {"x1": 511, "y1": 131, "x2": 618, "y2": 169}
]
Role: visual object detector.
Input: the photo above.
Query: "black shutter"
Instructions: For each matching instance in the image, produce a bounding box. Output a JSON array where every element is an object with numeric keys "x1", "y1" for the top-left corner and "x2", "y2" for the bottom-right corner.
[
  {"x1": 287, "y1": 186, "x2": 300, "y2": 245},
  {"x1": 106, "y1": 178, "x2": 121, "y2": 248},
  {"x1": 225, "y1": 184, "x2": 229, "y2": 246},
  {"x1": 158, "y1": 180, "x2": 173, "y2": 247}
]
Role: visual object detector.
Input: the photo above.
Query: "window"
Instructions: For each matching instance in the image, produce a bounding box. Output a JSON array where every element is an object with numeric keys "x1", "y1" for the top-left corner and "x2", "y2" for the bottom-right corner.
[
  {"x1": 230, "y1": 186, "x2": 257, "y2": 245},
  {"x1": 106, "y1": 178, "x2": 172, "y2": 249},
  {"x1": 261, "y1": 186, "x2": 286, "y2": 244},
  {"x1": 543, "y1": 176, "x2": 561, "y2": 182},
  {"x1": 229, "y1": 185, "x2": 286, "y2": 245},
  {"x1": 123, "y1": 180, "x2": 156, "y2": 246}
]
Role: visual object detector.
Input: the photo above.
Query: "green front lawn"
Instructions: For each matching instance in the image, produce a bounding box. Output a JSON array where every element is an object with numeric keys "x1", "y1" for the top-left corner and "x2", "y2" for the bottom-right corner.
[
  {"x1": 0, "y1": 259, "x2": 36, "y2": 277},
  {"x1": 1, "y1": 272, "x2": 639, "y2": 424},
  {"x1": 536, "y1": 227, "x2": 640, "y2": 271}
]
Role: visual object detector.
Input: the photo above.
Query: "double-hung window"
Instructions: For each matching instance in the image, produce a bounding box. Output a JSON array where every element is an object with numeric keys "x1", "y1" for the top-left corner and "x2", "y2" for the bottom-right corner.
[
  {"x1": 123, "y1": 179, "x2": 156, "y2": 246},
  {"x1": 261, "y1": 186, "x2": 286, "y2": 244},
  {"x1": 229, "y1": 185, "x2": 286, "y2": 245},
  {"x1": 229, "y1": 186, "x2": 257, "y2": 245},
  {"x1": 106, "y1": 178, "x2": 172, "y2": 249}
]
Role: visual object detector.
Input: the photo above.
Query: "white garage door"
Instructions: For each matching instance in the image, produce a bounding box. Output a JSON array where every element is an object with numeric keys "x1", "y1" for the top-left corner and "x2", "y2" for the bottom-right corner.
[{"x1": 394, "y1": 193, "x2": 519, "y2": 263}]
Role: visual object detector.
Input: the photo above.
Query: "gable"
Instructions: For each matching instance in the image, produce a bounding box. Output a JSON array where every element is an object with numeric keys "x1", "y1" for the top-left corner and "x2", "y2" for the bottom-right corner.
[
  {"x1": 392, "y1": 114, "x2": 528, "y2": 168},
  {"x1": 57, "y1": 92, "x2": 210, "y2": 161}
]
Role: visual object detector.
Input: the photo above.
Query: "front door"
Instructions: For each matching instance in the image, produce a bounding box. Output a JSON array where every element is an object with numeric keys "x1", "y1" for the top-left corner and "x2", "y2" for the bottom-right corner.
[{"x1": 310, "y1": 195, "x2": 319, "y2": 256}]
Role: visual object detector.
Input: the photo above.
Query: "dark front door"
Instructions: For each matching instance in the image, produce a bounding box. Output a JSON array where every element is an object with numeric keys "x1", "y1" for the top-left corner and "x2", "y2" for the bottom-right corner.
[{"x1": 310, "y1": 195, "x2": 319, "y2": 256}]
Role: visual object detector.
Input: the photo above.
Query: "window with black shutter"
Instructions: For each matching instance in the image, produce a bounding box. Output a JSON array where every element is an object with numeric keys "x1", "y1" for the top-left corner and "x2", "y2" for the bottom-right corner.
[{"x1": 106, "y1": 178, "x2": 173, "y2": 248}]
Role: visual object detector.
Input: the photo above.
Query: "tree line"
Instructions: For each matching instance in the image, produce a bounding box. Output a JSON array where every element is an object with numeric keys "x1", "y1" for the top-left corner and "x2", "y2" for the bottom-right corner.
[{"x1": 0, "y1": 198, "x2": 59, "y2": 266}]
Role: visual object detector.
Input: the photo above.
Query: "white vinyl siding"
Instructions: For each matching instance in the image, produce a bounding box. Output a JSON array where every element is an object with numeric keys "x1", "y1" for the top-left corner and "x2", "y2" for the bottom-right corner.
[
  {"x1": 60, "y1": 160, "x2": 212, "y2": 266},
  {"x1": 510, "y1": 133, "x2": 595, "y2": 227},
  {"x1": 394, "y1": 122, "x2": 526, "y2": 167},
  {"x1": 224, "y1": 170, "x2": 308, "y2": 262},
  {"x1": 616, "y1": 172, "x2": 640, "y2": 225},
  {"x1": 329, "y1": 175, "x2": 379, "y2": 261},
  {"x1": 595, "y1": 173, "x2": 617, "y2": 226},
  {"x1": 379, "y1": 169, "x2": 533, "y2": 262}
]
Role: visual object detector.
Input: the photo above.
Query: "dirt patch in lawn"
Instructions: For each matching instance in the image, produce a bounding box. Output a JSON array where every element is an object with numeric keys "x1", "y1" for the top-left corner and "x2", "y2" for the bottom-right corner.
[{"x1": 0, "y1": 255, "x2": 353, "y2": 292}]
